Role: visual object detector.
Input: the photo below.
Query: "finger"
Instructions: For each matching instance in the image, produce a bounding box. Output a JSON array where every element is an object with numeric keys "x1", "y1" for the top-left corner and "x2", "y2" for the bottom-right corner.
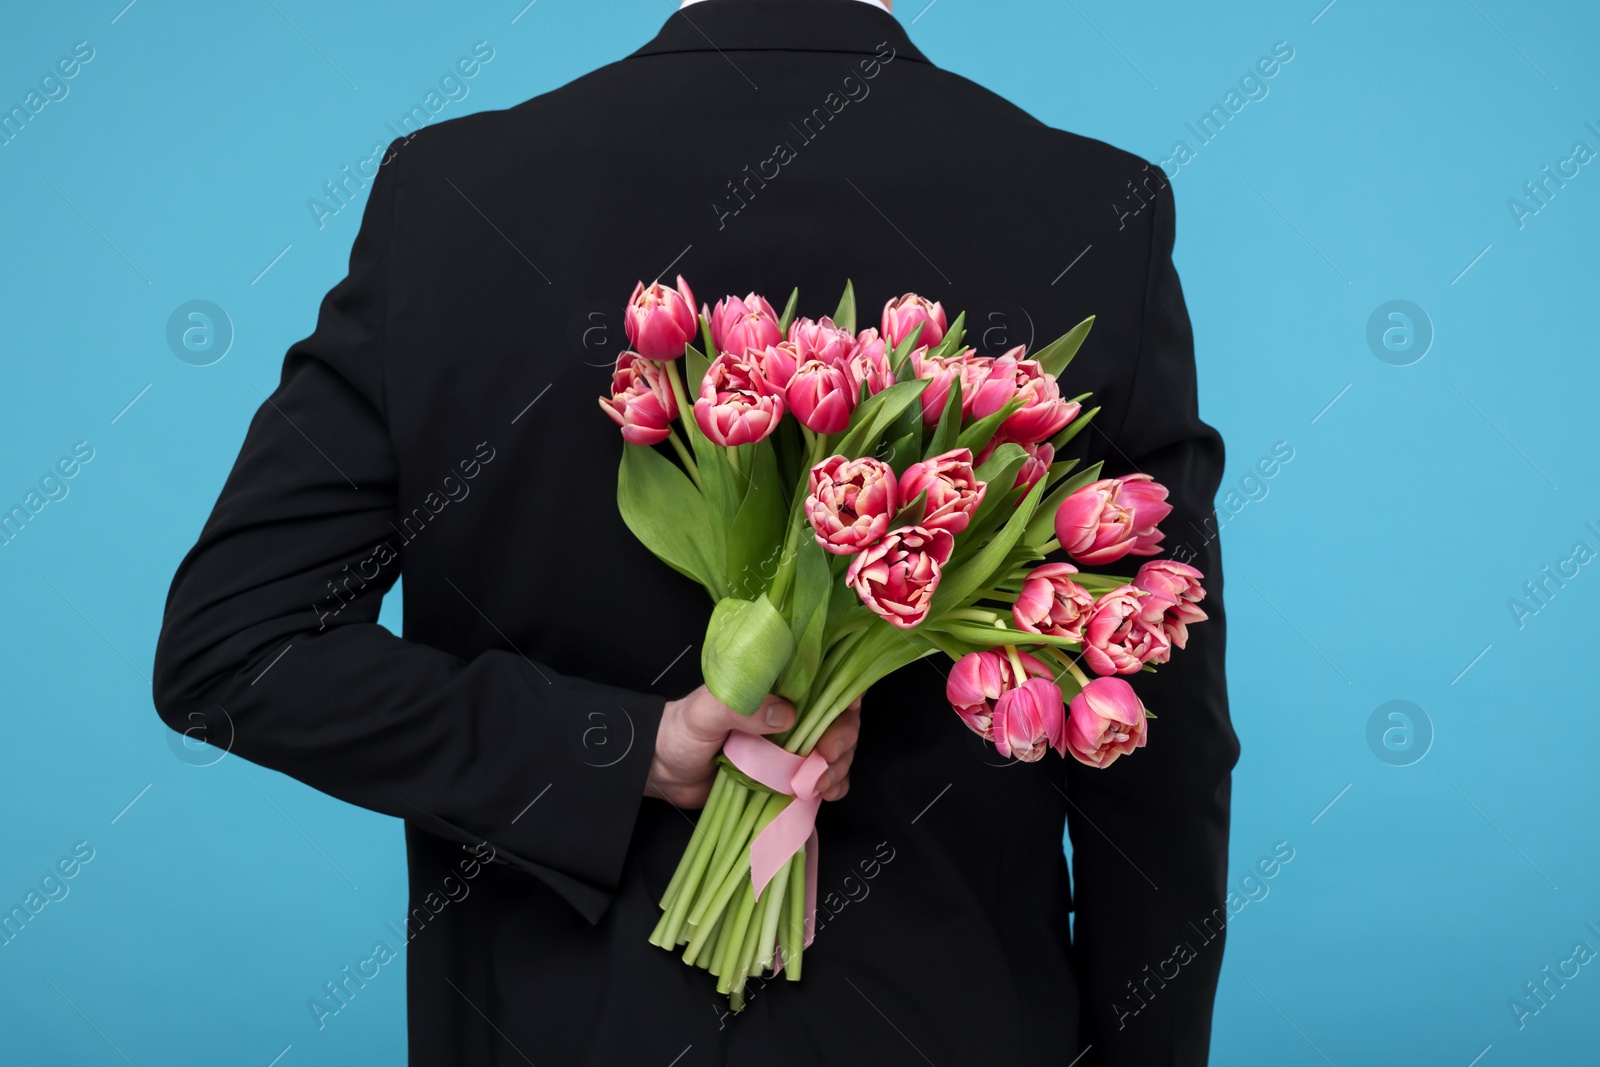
[
  {"x1": 724, "y1": 693, "x2": 796, "y2": 736},
  {"x1": 825, "y1": 746, "x2": 854, "y2": 786},
  {"x1": 820, "y1": 772, "x2": 850, "y2": 802},
  {"x1": 814, "y1": 706, "x2": 861, "y2": 763}
]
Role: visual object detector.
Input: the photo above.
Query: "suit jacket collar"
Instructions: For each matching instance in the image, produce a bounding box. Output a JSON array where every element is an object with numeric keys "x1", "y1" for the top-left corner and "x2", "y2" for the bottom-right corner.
[{"x1": 629, "y1": 0, "x2": 931, "y2": 66}]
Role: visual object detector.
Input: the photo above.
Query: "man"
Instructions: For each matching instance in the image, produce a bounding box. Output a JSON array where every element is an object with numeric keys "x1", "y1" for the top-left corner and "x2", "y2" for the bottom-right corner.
[{"x1": 153, "y1": 0, "x2": 1237, "y2": 1062}]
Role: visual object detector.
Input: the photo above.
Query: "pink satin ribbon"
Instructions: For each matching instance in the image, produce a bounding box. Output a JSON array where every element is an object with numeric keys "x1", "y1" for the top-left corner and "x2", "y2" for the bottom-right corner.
[{"x1": 721, "y1": 731, "x2": 826, "y2": 962}]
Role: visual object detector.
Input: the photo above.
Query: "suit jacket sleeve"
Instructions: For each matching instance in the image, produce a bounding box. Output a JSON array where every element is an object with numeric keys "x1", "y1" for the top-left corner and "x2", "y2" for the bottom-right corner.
[
  {"x1": 1065, "y1": 176, "x2": 1241, "y2": 1064},
  {"x1": 151, "y1": 138, "x2": 664, "y2": 925}
]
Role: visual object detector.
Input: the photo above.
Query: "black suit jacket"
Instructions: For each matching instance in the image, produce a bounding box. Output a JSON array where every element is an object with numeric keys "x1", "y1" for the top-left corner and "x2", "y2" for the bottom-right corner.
[{"x1": 154, "y1": 2, "x2": 1238, "y2": 1063}]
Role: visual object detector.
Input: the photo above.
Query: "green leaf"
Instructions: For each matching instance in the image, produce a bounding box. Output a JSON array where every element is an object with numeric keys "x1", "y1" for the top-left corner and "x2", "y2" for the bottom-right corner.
[
  {"x1": 832, "y1": 279, "x2": 857, "y2": 334},
  {"x1": 947, "y1": 310, "x2": 967, "y2": 353},
  {"x1": 1049, "y1": 405, "x2": 1100, "y2": 453},
  {"x1": 1053, "y1": 459, "x2": 1105, "y2": 497},
  {"x1": 885, "y1": 383, "x2": 924, "y2": 452},
  {"x1": 816, "y1": 623, "x2": 938, "y2": 709},
  {"x1": 700, "y1": 313, "x2": 717, "y2": 360},
  {"x1": 887, "y1": 322, "x2": 926, "y2": 378},
  {"x1": 997, "y1": 540, "x2": 1046, "y2": 577},
  {"x1": 1045, "y1": 458, "x2": 1080, "y2": 484},
  {"x1": 778, "y1": 288, "x2": 800, "y2": 336},
  {"x1": 685, "y1": 344, "x2": 711, "y2": 396},
  {"x1": 929, "y1": 619, "x2": 1083, "y2": 651},
  {"x1": 932, "y1": 478, "x2": 1047, "y2": 616},
  {"x1": 773, "y1": 538, "x2": 831, "y2": 703},
  {"x1": 1034, "y1": 316, "x2": 1095, "y2": 378},
  {"x1": 725, "y1": 440, "x2": 787, "y2": 601},
  {"x1": 834, "y1": 378, "x2": 929, "y2": 460},
  {"x1": 924, "y1": 377, "x2": 963, "y2": 458},
  {"x1": 1074, "y1": 571, "x2": 1135, "y2": 593},
  {"x1": 926, "y1": 310, "x2": 967, "y2": 361},
  {"x1": 878, "y1": 431, "x2": 919, "y2": 472},
  {"x1": 891, "y1": 485, "x2": 929, "y2": 528},
  {"x1": 618, "y1": 443, "x2": 723, "y2": 595},
  {"x1": 829, "y1": 566, "x2": 865, "y2": 620},
  {"x1": 845, "y1": 623, "x2": 941, "y2": 694},
  {"x1": 956, "y1": 395, "x2": 1026, "y2": 454},
  {"x1": 663, "y1": 357, "x2": 736, "y2": 573},
  {"x1": 957, "y1": 442, "x2": 1028, "y2": 552},
  {"x1": 702, "y1": 596, "x2": 796, "y2": 715},
  {"x1": 1024, "y1": 460, "x2": 1103, "y2": 548}
]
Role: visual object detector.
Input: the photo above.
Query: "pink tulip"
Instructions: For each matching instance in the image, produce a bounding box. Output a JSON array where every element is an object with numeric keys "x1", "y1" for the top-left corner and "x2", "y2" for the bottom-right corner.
[
  {"x1": 1080, "y1": 585, "x2": 1171, "y2": 675},
  {"x1": 806, "y1": 455, "x2": 899, "y2": 555},
  {"x1": 1013, "y1": 442, "x2": 1054, "y2": 496},
  {"x1": 598, "y1": 351, "x2": 677, "y2": 446},
  {"x1": 624, "y1": 275, "x2": 698, "y2": 361},
  {"x1": 1012, "y1": 561, "x2": 1095, "y2": 640},
  {"x1": 882, "y1": 293, "x2": 947, "y2": 350},
  {"x1": 846, "y1": 525, "x2": 954, "y2": 629},
  {"x1": 753, "y1": 340, "x2": 800, "y2": 390},
  {"x1": 914, "y1": 350, "x2": 992, "y2": 425},
  {"x1": 1066, "y1": 677, "x2": 1148, "y2": 769},
  {"x1": 965, "y1": 348, "x2": 1080, "y2": 445},
  {"x1": 693, "y1": 352, "x2": 784, "y2": 446},
  {"x1": 786, "y1": 358, "x2": 857, "y2": 434},
  {"x1": 999, "y1": 357, "x2": 1080, "y2": 445},
  {"x1": 1117, "y1": 474, "x2": 1173, "y2": 556},
  {"x1": 897, "y1": 448, "x2": 986, "y2": 535},
  {"x1": 993, "y1": 677, "x2": 1067, "y2": 762},
  {"x1": 788, "y1": 316, "x2": 857, "y2": 368},
  {"x1": 1053, "y1": 474, "x2": 1173, "y2": 566},
  {"x1": 913, "y1": 350, "x2": 957, "y2": 425},
  {"x1": 843, "y1": 328, "x2": 894, "y2": 396},
  {"x1": 706, "y1": 293, "x2": 782, "y2": 358},
  {"x1": 1133, "y1": 559, "x2": 1208, "y2": 650},
  {"x1": 966, "y1": 347, "x2": 1024, "y2": 420},
  {"x1": 945, "y1": 649, "x2": 1052, "y2": 744}
]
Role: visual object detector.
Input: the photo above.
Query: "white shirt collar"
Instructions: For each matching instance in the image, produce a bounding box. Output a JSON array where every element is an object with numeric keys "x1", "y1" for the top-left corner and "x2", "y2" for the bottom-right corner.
[{"x1": 679, "y1": 0, "x2": 890, "y2": 11}]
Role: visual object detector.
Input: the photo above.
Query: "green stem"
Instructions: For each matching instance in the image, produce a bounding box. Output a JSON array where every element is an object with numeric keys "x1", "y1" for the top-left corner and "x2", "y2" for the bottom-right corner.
[
  {"x1": 652, "y1": 772, "x2": 733, "y2": 949},
  {"x1": 921, "y1": 628, "x2": 968, "y2": 662},
  {"x1": 826, "y1": 614, "x2": 873, "y2": 647},
  {"x1": 738, "y1": 880, "x2": 773, "y2": 979},
  {"x1": 943, "y1": 607, "x2": 1003, "y2": 625},
  {"x1": 665, "y1": 359, "x2": 696, "y2": 436},
  {"x1": 790, "y1": 663, "x2": 871, "y2": 754},
  {"x1": 769, "y1": 625, "x2": 868, "y2": 749},
  {"x1": 1039, "y1": 537, "x2": 1061, "y2": 554},
  {"x1": 685, "y1": 793, "x2": 784, "y2": 961},
  {"x1": 973, "y1": 587, "x2": 1018, "y2": 603},
  {"x1": 666, "y1": 771, "x2": 730, "y2": 906},
  {"x1": 686, "y1": 784, "x2": 759, "y2": 929},
  {"x1": 767, "y1": 431, "x2": 830, "y2": 610},
  {"x1": 782, "y1": 844, "x2": 807, "y2": 980},
  {"x1": 1041, "y1": 646, "x2": 1092, "y2": 690},
  {"x1": 696, "y1": 912, "x2": 725, "y2": 971},
  {"x1": 707, "y1": 903, "x2": 734, "y2": 976},
  {"x1": 666, "y1": 428, "x2": 703, "y2": 491},
  {"x1": 717, "y1": 881, "x2": 758, "y2": 995},
  {"x1": 785, "y1": 669, "x2": 855, "y2": 755},
  {"x1": 754, "y1": 854, "x2": 793, "y2": 974},
  {"x1": 1003, "y1": 643, "x2": 1026, "y2": 683}
]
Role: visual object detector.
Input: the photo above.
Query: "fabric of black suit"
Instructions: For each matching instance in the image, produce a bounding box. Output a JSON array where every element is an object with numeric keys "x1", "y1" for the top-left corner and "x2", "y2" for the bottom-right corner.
[{"x1": 154, "y1": 1, "x2": 1239, "y2": 1063}]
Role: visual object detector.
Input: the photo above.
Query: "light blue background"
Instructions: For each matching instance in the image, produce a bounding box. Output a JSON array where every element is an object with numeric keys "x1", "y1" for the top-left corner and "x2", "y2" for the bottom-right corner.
[{"x1": 2, "y1": 1, "x2": 1596, "y2": 1063}]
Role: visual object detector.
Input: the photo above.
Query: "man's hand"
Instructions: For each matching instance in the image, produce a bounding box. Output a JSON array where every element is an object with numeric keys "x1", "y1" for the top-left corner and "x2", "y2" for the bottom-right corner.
[{"x1": 645, "y1": 687, "x2": 861, "y2": 809}]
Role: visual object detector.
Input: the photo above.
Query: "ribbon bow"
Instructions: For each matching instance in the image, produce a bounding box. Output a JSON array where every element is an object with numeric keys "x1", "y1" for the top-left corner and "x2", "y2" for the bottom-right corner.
[{"x1": 722, "y1": 731, "x2": 826, "y2": 957}]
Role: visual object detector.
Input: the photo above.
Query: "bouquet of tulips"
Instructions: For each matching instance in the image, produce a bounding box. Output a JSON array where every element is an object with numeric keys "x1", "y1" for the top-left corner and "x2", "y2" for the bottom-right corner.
[{"x1": 599, "y1": 276, "x2": 1208, "y2": 1009}]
